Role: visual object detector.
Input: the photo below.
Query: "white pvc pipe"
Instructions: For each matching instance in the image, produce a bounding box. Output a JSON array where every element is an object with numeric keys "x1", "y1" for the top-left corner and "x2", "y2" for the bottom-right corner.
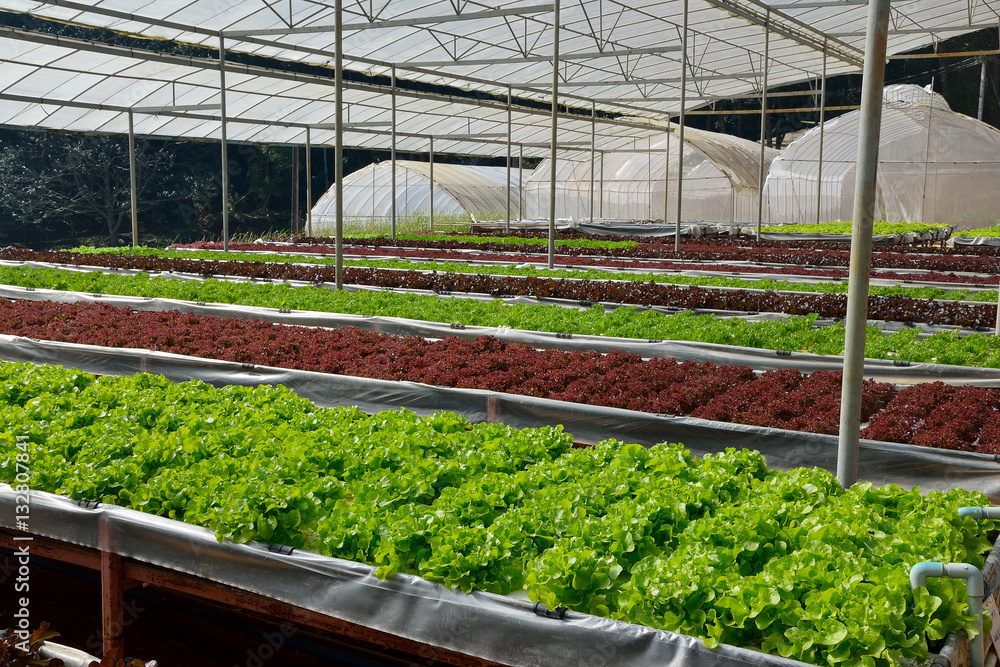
[{"x1": 910, "y1": 561, "x2": 984, "y2": 667}]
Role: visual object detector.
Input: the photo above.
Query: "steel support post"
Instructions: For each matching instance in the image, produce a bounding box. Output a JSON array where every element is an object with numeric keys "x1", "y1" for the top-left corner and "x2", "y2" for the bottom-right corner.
[
  {"x1": 391, "y1": 65, "x2": 397, "y2": 239},
  {"x1": 128, "y1": 111, "x2": 138, "y2": 247},
  {"x1": 590, "y1": 101, "x2": 596, "y2": 223},
  {"x1": 674, "y1": 0, "x2": 689, "y2": 252},
  {"x1": 306, "y1": 127, "x2": 313, "y2": 237},
  {"x1": 756, "y1": 13, "x2": 770, "y2": 239},
  {"x1": 519, "y1": 144, "x2": 524, "y2": 221},
  {"x1": 663, "y1": 120, "x2": 671, "y2": 223},
  {"x1": 599, "y1": 150, "x2": 604, "y2": 218},
  {"x1": 334, "y1": 0, "x2": 343, "y2": 289},
  {"x1": 507, "y1": 84, "x2": 513, "y2": 232},
  {"x1": 548, "y1": 0, "x2": 561, "y2": 269},
  {"x1": 219, "y1": 32, "x2": 229, "y2": 252},
  {"x1": 979, "y1": 59, "x2": 987, "y2": 121},
  {"x1": 291, "y1": 146, "x2": 300, "y2": 235},
  {"x1": 837, "y1": 0, "x2": 892, "y2": 488},
  {"x1": 429, "y1": 136, "x2": 435, "y2": 232},
  {"x1": 920, "y1": 78, "x2": 935, "y2": 224},
  {"x1": 816, "y1": 42, "x2": 827, "y2": 225}
]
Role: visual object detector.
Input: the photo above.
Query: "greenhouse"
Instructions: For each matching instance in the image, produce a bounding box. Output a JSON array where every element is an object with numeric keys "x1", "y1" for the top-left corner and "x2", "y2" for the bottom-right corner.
[
  {"x1": 523, "y1": 126, "x2": 779, "y2": 223},
  {"x1": 311, "y1": 160, "x2": 526, "y2": 233},
  {"x1": 763, "y1": 84, "x2": 1000, "y2": 228},
  {"x1": 5, "y1": 1, "x2": 1000, "y2": 666}
]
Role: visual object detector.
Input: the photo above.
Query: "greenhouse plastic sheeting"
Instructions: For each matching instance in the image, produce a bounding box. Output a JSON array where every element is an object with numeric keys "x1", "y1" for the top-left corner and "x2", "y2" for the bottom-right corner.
[
  {"x1": 524, "y1": 129, "x2": 778, "y2": 224},
  {"x1": 4, "y1": 284, "x2": 999, "y2": 386},
  {"x1": 311, "y1": 161, "x2": 526, "y2": 234},
  {"x1": 763, "y1": 85, "x2": 1000, "y2": 229},
  {"x1": 3, "y1": 334, "x2": 1000, "y2": 500},
  {"x1": 0, "y1": 487, "x2": 811, "y2": 667}
]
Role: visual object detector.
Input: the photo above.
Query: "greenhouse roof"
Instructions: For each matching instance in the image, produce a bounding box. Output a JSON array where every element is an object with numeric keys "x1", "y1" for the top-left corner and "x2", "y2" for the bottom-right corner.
[
  {"x1": 0, "y1": 1, "x2": 995, "y2": 157},
  {"x1": 0, "y1": 0, "x2": 995, "y2": 121},
  {"x1": 0, "y1": 26, "x2": 664, "y2": 157}
]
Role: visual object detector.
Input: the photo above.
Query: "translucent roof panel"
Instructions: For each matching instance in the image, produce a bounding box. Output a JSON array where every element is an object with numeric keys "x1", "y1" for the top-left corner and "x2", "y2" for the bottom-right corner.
[
  {"x1": 2, "y1": 0, "x2": 994, "y2": 121},
  {"x1": 763, "y1": 85, "x2": 1000, "y2": 228},
  {"x1": 0, "y1": 30, "x2": 667, "y2": 158}
]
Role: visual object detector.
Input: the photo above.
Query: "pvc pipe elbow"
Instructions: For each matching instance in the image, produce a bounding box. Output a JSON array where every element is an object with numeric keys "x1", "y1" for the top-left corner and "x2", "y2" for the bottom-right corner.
[
  {"x1": 909, "y1": 561, "x2": 985, "y2": 667},
  {"x1": 909, "y1": 561, "x2": 983, "y2": 597},
  {"x1": 945, "y1": 562, "x2": 985, "y2": 598},
  {"x1": 958, "y1": 507, "x2": 1000, "y2": 520},
  {"x1": 910, "y1": 561, "x2": 943, "y2": 591}
]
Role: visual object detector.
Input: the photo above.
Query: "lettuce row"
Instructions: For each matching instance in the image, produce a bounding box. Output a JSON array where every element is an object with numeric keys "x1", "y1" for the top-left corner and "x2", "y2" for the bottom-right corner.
[{"x1": 0, "y1": 361, "x2": 993, "y2": 666}]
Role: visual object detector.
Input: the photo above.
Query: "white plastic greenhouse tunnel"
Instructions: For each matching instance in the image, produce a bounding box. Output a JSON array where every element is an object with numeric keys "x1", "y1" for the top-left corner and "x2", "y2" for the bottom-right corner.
[
  {"x1": 311, "y1": 160, "x2": 528, "y2": 234},
  {"x1": 524, "y1": 125, "x2": 779, "y2": 223},
  {"x1": 763, "y1": 83, "x2": 1000, "y2": 229}
]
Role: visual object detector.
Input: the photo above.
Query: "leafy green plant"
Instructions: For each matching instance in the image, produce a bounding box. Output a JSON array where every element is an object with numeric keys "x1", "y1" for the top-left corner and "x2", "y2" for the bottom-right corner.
[
  {"x1": 65, "y1": 246, "x2": 993, "y2": 302},
  {"x1": 953, "y1": 224, "x2": 1000, "y2": 238},
  {"x1": 761, "y1": 222, "x2": 950, "y2": 235},
  {"x1": 0, "y1": 361, "x2": 994, "y2": 666},
  {"x1": 6, "y1": 265, "x2": 1000, "y2": 367}
]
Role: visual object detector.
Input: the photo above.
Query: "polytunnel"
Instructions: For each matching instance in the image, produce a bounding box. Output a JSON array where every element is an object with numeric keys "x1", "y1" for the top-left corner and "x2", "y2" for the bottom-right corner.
[
  {"x1": 523, "y1": 126, "x2": 779, "y2": 224},
  {"x1": 311, "y1": 160, "x2": 526, "y2": 234},
  {"x1": 763, "y1": 84, "x2": 1000, "y2": 229}
]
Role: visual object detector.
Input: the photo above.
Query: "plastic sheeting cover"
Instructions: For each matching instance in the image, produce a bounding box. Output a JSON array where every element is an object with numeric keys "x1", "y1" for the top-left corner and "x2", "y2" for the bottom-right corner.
[
  {"x1": 750, "y1": 231, "x2": 942, "y2": 245},
  {"x1": 525, "y1": 130, "x2": 777, "y2": 224},
  {"x1": 311, "y1": 161, "x2": 527, "y2": 232},
  {"x1": 763, "y1": 84, "x2": 1000, "y2": 229},
  {"x1": 3, "y1": 334, "x2": 1000, "y2": 500},
  {"x1": 951, "y1": 236, "x2": 1000, "y2": 247}
]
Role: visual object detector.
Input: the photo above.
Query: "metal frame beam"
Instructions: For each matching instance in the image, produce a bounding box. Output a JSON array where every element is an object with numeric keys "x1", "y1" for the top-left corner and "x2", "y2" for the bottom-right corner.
[
  {"x1": 591, "y1": 89, "x2": 825, "y2": 103},
  {"x1": 832, "y1": 24, "x2": 982, "y2": 36},
  {"x1": 129, "y1": 103, "x2": 222, "y2": 114},
  {"x1": 701, "y1": 0, "x2": 863, "y2": 66},
  {"x1": 518, "y1": 72, "x2": 762, "y2": 87},
  {"x1": 224, "y1": 5, "x2": 556, "y2": 37},
  {"x1": 402, "y1": 44, "x2": 680, "y2": 68},
  {"x1": 767, "y1": 0, "x2": 867, "y2": 7}
]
